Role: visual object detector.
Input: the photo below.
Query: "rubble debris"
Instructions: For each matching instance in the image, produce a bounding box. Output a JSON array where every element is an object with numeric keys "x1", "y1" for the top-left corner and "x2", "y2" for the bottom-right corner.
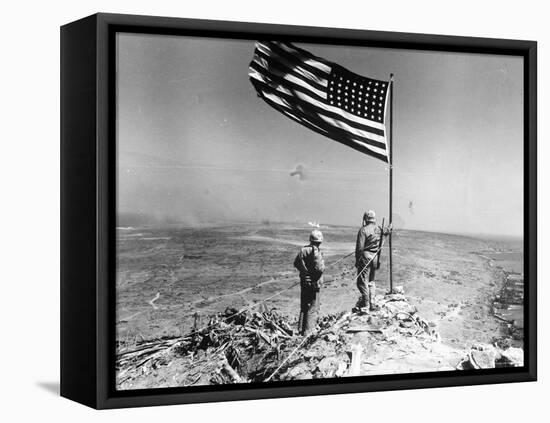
[
  {"x1": 456, "y1": 343, "x2": 524, "y2": 370},
  {"x1": 391, "y1": 285, "x2": 405, "y2": 294},
  {"x1": 286, "y1": 362, "x2": 313, "y2": 380},
  {"x1": 317, "y1": 354, "x2": 349, "y2": 378},
  {"x1": 117, "y1": 307, "x2": 347, "y2": 387},
  {"x1": 497, "y1": 347, "x2": 524, "y2": 367},
  {"x1": 116, "y1": 288, "x2": 523, "y2": 389},
  {"x1": 381, "y1": 295, "x2": 418, "y2": 318},
  {"x1": 470, "y1": 349, "x2": 496, "y2": 369}
]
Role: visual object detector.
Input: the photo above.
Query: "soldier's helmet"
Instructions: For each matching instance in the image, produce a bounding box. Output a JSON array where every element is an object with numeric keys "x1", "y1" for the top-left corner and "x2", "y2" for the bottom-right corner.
[
  {"x1": 364, "y1": 210, "x2": 376, "y2": 223},
  {"x1": 309, "y1": 229, "x2": 324, "y2": 243}
]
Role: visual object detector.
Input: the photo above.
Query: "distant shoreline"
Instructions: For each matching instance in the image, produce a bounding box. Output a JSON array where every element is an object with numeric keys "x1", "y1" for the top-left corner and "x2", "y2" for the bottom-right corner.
[
  {"x1": 476, "y1": 250, "x2": 524, "y2": 348},
  {"x1": 116, "y1": 221, "x2": 522, "y2": 241}
]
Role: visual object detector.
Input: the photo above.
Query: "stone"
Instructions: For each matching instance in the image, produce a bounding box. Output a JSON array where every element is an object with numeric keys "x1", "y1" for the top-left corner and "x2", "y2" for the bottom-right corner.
[
  {"x1": 286, "y1": 362, "x2": 313, "y2": 380},
  {"x1": 470, "y1": 349, "x2": 496, "y2": 368},
  {"x1": 399, "y1": 320, "x2": 415, "y2": 328},
  {"x1": 384, "y1": 293, "x2": 407, "y2": 302},
  {"x1": 493, "y1": 337, "x2": 512, "y2": 350},
  {"x1": 384, "y1": 301, "x2": 417, "y2": 317},
  {"x1": 317, "y1": 356, "x2": 342, "y2": 378},
  {"x1": 334, "y1": 361, "x2": 348, "y2": 377},
  {"x1": 392, "y1": 286, "x2": 405, "y2": 294},
  {"x1": 323, "y1": 332, "x2": 339, "y2": 343},
  {"x1": 294, "y1": 372, "x2": 313, "y2": 380},
  {"x1": 471, "y1": 342, "x2": 492, "y2": 351},
  {"x1": 499, "y1": 347, "x2": 524, "y2": 367}
]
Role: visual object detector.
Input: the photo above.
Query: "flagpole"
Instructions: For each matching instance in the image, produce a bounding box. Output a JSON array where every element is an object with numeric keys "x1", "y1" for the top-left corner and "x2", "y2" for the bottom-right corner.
[{"x1": 388, "y1": 73, "x2": 394, "y2": 293}]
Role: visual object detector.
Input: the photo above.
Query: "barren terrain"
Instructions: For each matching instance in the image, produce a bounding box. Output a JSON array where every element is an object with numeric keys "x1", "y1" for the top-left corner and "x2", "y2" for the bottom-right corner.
[{"x1": 116, "y1": 224, "x2": 522, "y2": 353}]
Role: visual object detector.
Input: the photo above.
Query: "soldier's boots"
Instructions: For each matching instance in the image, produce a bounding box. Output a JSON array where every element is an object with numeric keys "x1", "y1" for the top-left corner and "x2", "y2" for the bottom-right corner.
[
  {"x1": 354, "y1": 297, "x2": 370, "y2": 314},
  {"x1": 361, "y1": 297, "x2": 371, "y2": 314},
  {"x1": 354, "y1": 294, "x2": 380, "y2": 313}
]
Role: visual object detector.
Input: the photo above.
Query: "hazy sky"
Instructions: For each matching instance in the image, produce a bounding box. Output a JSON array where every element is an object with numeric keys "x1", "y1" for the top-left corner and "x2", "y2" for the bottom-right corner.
[{"x1": 116, "y1": 33, "x2": 523, "y2": 237}]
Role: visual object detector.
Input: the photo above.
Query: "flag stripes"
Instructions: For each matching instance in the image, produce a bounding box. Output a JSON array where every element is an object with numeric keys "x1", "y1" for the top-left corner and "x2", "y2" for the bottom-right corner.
[
  {"x1": 250, "y1": 77, "x2": 387, "y2": 151},
  {"x1": 248, "y1": 41, "x2": 389, "y2": 162}
]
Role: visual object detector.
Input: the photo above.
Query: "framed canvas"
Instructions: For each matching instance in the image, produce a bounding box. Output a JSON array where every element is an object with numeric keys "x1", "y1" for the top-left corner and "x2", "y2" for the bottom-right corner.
[{"x1": 60, "y1": 13, "x2": 537, "y2": 409}]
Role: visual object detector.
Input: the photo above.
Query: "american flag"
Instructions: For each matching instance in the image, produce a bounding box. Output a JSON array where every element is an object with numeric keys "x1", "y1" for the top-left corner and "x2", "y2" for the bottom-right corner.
[{"x1": 248, "y1": 41, "x2": 390, "y2": 163}]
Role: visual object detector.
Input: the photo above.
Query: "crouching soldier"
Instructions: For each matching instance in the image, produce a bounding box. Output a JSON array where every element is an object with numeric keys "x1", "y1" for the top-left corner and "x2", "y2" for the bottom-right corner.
[{"x1": 294, "y1": 230, "x2": 325, "y2": 335}]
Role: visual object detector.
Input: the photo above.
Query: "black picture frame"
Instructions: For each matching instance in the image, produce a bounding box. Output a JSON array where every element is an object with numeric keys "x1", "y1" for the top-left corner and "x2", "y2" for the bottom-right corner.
[{"x1": 60, "y1": 12, "x2": 537, "y2": 409}]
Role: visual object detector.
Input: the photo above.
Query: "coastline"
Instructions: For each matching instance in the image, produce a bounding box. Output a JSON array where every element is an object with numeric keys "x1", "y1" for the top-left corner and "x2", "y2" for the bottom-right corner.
[{"x1": 477, "y1": 251, "x2": 524, "y2": 349}]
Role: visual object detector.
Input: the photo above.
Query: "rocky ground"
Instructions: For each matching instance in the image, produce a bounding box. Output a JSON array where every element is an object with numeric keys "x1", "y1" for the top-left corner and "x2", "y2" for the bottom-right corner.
[
  {"x1": 116, "y1": 224, "x2": 524, "y2": 389},
  {"x1": 116, "y1": 289, "x2": 523, "y2": 390}
]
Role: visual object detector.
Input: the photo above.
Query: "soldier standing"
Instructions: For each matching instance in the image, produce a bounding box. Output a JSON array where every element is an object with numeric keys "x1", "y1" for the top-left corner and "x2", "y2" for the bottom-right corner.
[
  {"x1": 355, "y1": 210, "x2": 382, "y2": 312},
  {"x1": 294, "y1": 229, "x2": 325, "y2": 335}
]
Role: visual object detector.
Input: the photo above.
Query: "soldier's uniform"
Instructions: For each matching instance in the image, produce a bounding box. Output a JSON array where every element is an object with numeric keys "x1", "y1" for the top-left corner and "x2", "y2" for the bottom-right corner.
[
  {"x1": 294, "y1": 232, "x2": 325, "y2": 335},
  {"x1": 355, "y1": 212, "x2": 381, "y2": 310}
]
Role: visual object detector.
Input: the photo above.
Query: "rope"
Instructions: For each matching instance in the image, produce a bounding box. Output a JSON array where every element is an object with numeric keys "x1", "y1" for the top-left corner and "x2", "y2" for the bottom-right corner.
[
  {"x1": 326, "y1": 250, "x2": 356, "y2": 267},
  {"x1": 353, "y1": 247, "x2": 382, "y2": 282},
  {"x1": 177, "y1": 249, "x2": 358, "y2": 311},
  {"x1": 119, "y1": 246, "x2": 381, "y2": 359},
  {"x1": 183, "y1": 248, "x2": 378, "y2": 338},
  {"x1": 264, "y1": 333, "x2": 311, "y2": 382},
  {"x1": 261, "y1": 249, "x2": 381, "y2": 382}
]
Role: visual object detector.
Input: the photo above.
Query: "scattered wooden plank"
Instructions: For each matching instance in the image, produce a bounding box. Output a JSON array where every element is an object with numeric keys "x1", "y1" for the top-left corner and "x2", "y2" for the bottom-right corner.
[
  {"x1": 346, "y1": 344, "x2": 363, "y2": 376},
  {"x1": 221, "y1": 358, "x2": 244, "y2": 383},
  {"x1": 346, "y1": 325, "x2": 383, "y2": 333}
]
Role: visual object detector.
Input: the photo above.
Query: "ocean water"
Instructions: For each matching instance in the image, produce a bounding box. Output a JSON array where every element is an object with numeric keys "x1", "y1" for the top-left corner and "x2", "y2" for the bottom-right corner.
[
  {"x1": 485, "y1": 252, "x2": 523, "y2": 274},
  {"x1": 480, "y1": 241, "x2": 524, "y2": 336}
]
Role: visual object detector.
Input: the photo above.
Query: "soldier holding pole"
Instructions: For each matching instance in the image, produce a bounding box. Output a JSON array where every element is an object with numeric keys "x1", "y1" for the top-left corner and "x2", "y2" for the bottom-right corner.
[{"x1": 355, "y1": 211, "x2": 391, "y2": 312}]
